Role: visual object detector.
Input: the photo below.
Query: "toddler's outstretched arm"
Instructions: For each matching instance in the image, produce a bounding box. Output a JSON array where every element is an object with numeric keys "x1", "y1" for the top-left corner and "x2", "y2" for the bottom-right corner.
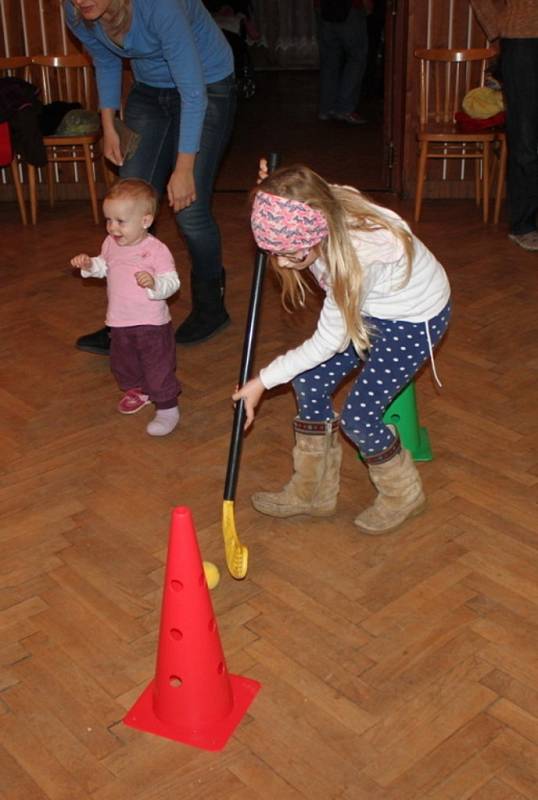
[
  {"x1": 232, "y1": 376, "x2": 265, "y2": 429},
  {"x1": 71, "y1": 255, "x2": 108, "y2": 279}
]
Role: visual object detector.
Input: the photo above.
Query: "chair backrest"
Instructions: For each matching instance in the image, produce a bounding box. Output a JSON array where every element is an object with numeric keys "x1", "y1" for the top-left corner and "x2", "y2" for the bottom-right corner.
[
  {"x1": 414, "y1": 47, "x2": 498, "y2": 127},
  {"x1": 0, "y1": 55, "x2": 32, "y2": 81},
  {"x1": 30, "y1": 53, "x2": 96, "y2": 108}
]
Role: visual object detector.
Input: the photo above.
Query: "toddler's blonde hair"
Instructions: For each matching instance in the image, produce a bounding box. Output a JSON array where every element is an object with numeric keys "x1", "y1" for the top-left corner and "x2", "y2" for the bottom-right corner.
[
  {"x1": 251, "y1": 164, "x2": 414, "y2": 354},
  {"x1": 105, "y1": 178, "x2": 158, "y2": 217}
]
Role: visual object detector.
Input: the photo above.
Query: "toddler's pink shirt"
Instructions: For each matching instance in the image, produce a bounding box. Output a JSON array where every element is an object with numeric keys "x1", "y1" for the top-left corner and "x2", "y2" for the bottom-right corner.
[{"x1": 99, "y1": 234, "x2": 177, "y2": 327}]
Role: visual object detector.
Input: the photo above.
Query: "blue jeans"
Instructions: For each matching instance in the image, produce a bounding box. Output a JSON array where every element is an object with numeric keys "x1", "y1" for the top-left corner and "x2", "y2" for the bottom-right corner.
[
  {"x1": 317, "y1": 8, "x2": 368, "y2": 115},
  {"x1": 501, "y1": 38, "x2": 538, "y2": 235},
  {"x1": 292, "y1": 302, "x2": 451, "y2": 458},
  {"x1": 121, "y1": 75, "x2": 237, "y2": 280}
]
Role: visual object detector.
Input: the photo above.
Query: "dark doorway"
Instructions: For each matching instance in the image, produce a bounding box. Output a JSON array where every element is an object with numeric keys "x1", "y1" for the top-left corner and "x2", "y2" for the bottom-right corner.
[
  {"x1": 216, "y1": 69, "x2": 386, "y2": 192},
  {"x1": 215, "y1": 1, "x2": 406, "y2": 195}
]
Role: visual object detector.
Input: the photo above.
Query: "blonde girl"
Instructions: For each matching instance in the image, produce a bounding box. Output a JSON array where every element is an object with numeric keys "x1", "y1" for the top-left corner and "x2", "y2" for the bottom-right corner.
[{"x1": 233, "y1": 163, "x2": 451, "y2": 535}]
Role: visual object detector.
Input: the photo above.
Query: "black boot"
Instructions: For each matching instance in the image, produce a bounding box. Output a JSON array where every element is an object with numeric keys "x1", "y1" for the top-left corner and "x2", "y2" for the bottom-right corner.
[
  {"x1": 75, "y1": 326, "x2": 111, "y2": 355},
  {"x1": 175, "y1": 270, "x2": 230, "y2": 345}
]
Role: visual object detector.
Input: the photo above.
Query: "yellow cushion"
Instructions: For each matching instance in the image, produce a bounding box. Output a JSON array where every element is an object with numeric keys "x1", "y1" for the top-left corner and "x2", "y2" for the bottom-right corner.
[{"x1": 462, "y1": 87, "x2": 504, "y2": 119}]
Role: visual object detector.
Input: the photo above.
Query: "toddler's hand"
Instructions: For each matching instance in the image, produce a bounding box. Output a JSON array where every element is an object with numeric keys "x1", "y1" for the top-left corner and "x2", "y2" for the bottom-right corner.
[
  {"x1": 135, "y1": 270, "x2": 155, "y2": 289},
  {"x1": 71, "y1": 254, "x2": 91, "y2": 270}
]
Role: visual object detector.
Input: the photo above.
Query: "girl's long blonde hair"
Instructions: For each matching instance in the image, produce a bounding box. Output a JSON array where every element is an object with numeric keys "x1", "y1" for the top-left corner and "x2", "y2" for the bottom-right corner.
[
  {"x1": 251, "y1": 164, "x2": 414, "y2": 355},
  {"x1": 71, "y1": 0, "x2": 131, "y2": 38}
]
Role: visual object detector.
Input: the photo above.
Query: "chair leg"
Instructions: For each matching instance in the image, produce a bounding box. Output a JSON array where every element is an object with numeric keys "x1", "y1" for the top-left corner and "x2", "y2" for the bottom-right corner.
[
  {"x1": 482, "y1": 142, "x2": 490, "y2": 223},
  {"x1": 474, "y1": 159, "x2": 481, "y2": 207},
  {"x1": 47, "y1": 160, "x2": 55, "y2": 208},
  {"x1": 414, "y1": 142, "x2": 428, "y2": 222},
  {"x1": 28, "y1": 164, "x2": 38, "y2": 225},
  {"x1": 494, "y1": 136, "x2": 507, "y2": 225},
  {"x1": 84, "y1": 144, "x2": 99, "y2": 224},
  {"x1": 10, "y1": 159, "x2": 27, "y2": 225}
]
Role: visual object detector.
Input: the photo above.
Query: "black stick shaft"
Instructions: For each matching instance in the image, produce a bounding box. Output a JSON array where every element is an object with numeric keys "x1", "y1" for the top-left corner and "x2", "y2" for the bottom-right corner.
[{"x1": 224, "y1": 152, "x2": 280, "y2": 501}]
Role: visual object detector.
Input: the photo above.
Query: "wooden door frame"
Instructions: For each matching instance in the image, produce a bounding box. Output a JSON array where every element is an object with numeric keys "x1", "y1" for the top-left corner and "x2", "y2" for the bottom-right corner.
[{"x1": 382, "y1": 0, "x2": 410, "y2": 195}]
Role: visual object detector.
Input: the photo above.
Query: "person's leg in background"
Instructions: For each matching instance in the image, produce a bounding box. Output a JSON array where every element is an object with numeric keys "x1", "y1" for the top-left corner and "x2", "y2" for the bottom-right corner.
[
  {"x1": 317, "y1": 16, "x2": 343, "y2": 120},
  {"x1": 174, "y1": 74, "x2": 237, "y2": 345},
  {"x1": 502, "y1": 38, "x2": 538, "y2": 250},
  {"x1": 362, "y1": 0, "x2": 386, "y2": 98},
  {"x1": 333, "y1": 7, "x2": 368, "y2": 124}
]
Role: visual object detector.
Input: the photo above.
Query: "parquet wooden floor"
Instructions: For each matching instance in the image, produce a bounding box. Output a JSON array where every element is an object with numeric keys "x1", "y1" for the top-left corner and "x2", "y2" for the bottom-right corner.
[{"x1": 1, "y1": 73, "x2": 538, "y2": 800}]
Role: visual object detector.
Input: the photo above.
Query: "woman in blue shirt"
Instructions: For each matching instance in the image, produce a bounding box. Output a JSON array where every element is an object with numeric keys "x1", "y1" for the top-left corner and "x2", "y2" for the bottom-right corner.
[{"x1": 65, "y1": 0, "x2": 237, "y2": 351}]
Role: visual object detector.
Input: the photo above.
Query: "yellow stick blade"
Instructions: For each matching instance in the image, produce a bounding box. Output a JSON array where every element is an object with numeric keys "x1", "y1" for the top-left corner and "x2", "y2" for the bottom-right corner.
[{"x1": 222, "y1": 500, "x2": 248, "y2": 579}]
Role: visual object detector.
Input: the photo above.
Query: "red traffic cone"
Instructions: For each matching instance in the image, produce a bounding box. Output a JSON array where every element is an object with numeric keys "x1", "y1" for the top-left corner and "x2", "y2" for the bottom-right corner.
[{"x1": 123, "y1": 506, "x2": 261, "y2": 750}]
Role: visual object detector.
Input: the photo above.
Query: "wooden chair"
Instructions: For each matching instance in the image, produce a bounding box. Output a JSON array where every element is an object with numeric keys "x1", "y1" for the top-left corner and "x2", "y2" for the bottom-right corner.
[
  {"x1": 0, "y1": 56, "x2": 32, "y2": 224},
  {"x1": 414, "y1": 47, "x2": 500, "y2": 223},
  {"x1": 28, "y1": 53, "x2": 105, "y2": 225}
]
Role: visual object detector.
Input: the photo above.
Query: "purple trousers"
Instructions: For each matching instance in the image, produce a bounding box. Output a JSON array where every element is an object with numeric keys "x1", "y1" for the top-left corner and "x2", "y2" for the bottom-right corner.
[{"x1": 110, "y1": 323, "x2": 180, "y2": 409}]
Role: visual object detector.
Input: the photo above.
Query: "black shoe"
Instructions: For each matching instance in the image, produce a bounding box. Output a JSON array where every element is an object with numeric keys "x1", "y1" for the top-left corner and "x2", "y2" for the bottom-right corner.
[
  {"x1": 75, "y1": 326, "x2": 111, "y2": 355},
  {"x1": 175, "y1": 271, "x2": 231, "y2": 346}
]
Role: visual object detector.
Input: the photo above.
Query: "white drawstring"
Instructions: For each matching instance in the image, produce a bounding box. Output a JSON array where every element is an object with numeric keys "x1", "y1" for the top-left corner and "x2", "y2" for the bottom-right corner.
[{"x1": 425, "y1": 320, "x2": 443, "y2": 388}]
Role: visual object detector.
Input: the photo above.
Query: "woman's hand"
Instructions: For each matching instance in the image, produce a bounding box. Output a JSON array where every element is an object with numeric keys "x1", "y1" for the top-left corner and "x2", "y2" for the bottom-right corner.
[
  {"x1": 232, "y1": 376, "x2": 265, "y2": 429},
  {"x1": 168, "y1": 153, "x2": 197, "y2": 212},
  {"x1": 135, "y1": 271, "x2": 155, "y2": 289},
  {"x1": 101, "y1": 108, "x2": 123, "y2": 166},
  {"x1": 167, "y1": 169, "x2": 196, "y2": 211},
  {"x1": 71, "y1": 253, "x2": 91, "y2": 270},
  {"x1": 102, "y1": 128, "x2": 123, "y2": 167}
]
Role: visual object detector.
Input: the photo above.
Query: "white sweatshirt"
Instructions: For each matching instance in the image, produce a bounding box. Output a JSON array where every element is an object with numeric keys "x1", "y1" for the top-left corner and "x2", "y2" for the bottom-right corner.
[{"x1": 259, "y1": 206, "x2": 451, "y2": 391}]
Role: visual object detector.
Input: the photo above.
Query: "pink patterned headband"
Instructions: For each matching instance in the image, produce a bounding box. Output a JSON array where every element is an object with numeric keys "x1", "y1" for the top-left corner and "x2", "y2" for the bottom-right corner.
[{"x1": 251, "y1": 191, "x2": 329, "y2": 253}]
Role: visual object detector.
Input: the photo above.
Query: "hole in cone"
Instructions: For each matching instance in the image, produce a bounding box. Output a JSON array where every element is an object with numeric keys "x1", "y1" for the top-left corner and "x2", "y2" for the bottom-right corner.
[
  {"x1": 198, "y1": 572, "x2": 205, "y2": 587},
  {"x1": 208, "y1": 618, "x2": 216, "y2": 633},
  {"x1": 217, "y1": 662, "x2": 225, "y2": 674},
  {"x1": 171, "y1": 580, "x2": 183, "y2": 592},
  {"x1": 170, "y1": 628, "x2": 183, "y2": 641},
  {"x1": 169, "y1": 675, "x2": 183, "y2": 688}
]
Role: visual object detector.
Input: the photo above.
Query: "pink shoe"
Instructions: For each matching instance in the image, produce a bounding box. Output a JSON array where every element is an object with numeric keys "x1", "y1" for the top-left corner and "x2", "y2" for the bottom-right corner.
[{"x1": 118, "y1": 388, "x2": 150, "y2": 415}]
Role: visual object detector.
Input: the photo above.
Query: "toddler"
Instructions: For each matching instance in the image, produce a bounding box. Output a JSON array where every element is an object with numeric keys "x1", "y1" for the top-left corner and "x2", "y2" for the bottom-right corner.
[{"x1": 71, "y1": 178, "x2": 181, "y2": 436}]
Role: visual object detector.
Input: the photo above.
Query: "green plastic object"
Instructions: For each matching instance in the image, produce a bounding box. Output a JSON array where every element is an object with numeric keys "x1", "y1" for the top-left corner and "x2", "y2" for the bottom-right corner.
[
  {"x1": 357, "y1": 381, "x2": 433, "y2": 463},
  {"x1": 382, "y1": 381, "x2": 433, "y2": 462}
]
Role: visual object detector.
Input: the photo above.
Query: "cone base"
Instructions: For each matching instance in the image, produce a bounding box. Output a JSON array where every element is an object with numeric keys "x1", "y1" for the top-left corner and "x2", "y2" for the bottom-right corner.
[{"x1": 123, "y1": 673, "x2": 261, "y2": 751}]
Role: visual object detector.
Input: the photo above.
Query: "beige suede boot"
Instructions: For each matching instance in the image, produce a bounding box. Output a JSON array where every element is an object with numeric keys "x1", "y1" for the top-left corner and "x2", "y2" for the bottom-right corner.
[
  {"x1": 354, "y1": 439, "x2": 426, "y2": 535},
  {"x1": 251, "y1": 417, "x2": 342, "y2": 518}
]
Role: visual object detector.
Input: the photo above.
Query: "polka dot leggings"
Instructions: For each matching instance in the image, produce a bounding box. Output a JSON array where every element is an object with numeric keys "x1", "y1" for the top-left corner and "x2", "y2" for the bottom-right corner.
[{"x1": 292, "y1": 301, "x2": 451, "y2": 458}]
